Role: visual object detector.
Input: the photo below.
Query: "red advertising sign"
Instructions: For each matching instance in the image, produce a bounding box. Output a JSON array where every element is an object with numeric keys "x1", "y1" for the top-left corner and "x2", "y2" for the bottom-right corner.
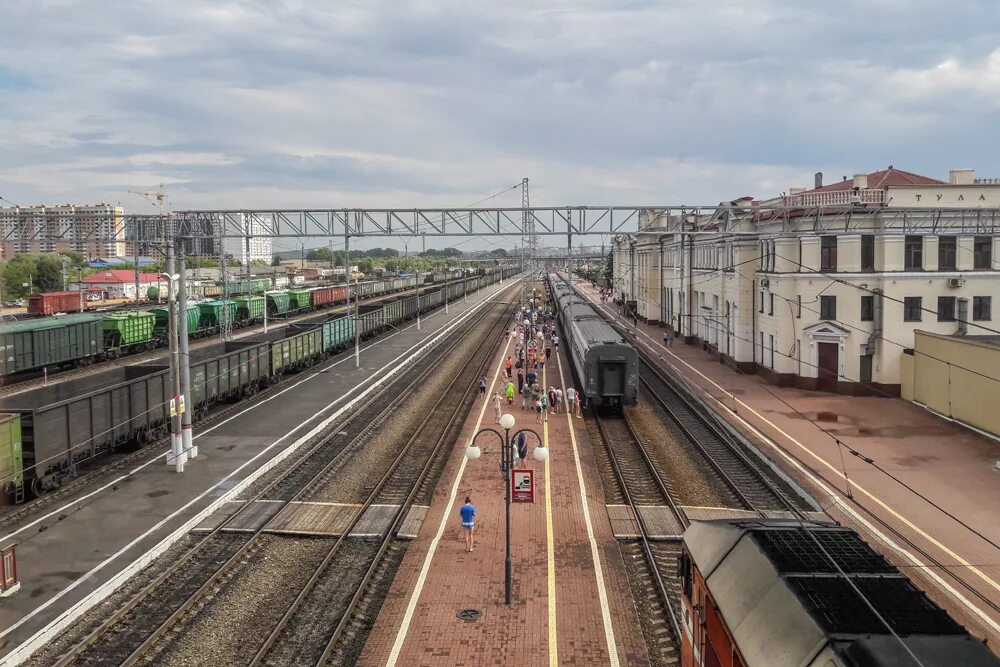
[{"x1": 511, "y1": 469, "x2": 534, "y2": 503}]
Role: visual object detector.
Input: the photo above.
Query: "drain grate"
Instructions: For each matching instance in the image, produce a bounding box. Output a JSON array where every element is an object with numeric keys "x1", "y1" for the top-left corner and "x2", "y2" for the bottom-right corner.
[{"x1": 456, "y1": 609, "x2": 481, "y2": 621}]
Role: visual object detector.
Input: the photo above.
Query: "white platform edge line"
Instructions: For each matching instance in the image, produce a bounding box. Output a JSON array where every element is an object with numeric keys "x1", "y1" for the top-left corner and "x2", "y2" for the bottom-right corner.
[{"x1": 0, "y1": 279, "x2": 517, "y2": 667}]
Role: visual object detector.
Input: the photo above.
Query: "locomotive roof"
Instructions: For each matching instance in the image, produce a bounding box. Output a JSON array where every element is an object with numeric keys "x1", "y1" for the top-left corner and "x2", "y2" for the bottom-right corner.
[{"x1": 684, "y1": 519, "x2": 997, "y2": 667}]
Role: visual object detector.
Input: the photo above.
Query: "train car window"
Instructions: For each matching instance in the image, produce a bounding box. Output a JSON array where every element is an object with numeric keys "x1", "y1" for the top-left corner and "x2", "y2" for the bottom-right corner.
[{"x1": 678, "y1": 553, "x2": 692, "y2": 599}]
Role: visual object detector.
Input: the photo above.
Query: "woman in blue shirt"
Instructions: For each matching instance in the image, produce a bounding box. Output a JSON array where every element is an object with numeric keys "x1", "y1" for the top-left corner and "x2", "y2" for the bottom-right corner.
[{"x1": 460, "y1": 497, "x2": 476, "y2": 552}]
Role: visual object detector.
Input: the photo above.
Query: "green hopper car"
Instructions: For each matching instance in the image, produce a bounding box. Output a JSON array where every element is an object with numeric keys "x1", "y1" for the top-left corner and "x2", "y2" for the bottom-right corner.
[
  {"x1": 287, "y1": 289, "x2": 312, "y2": 311},
  {"x1": 265, "y1": 291, "x2": 291, "y2": 316},
  {"x1": 197, "y1": 301, "x2": 237, "y2": 329},
  {"x1": 0, "y1": 413, "x2": 23, "y2": 501},
  {"x1": 234, "y1": 296, "x2": 265, "y2": 321},
  {"x1": 151, "y1": 304, "x2": 201, "y2": 336},
  {"x1": 102, "y1": 311, "x2": 156, "y2": 350}
]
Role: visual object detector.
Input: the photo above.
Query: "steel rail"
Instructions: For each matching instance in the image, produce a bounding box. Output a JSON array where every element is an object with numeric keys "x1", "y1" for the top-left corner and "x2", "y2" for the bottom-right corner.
[
  {"x1": 594, "y1": 411, "x2": 685, "y2": 652},
  {"x1": 50, "y1": 284, "x2": 510, "y2": 667},
  {"x1": 253, "y1": 295, "x2": 516, "y2": 666}
]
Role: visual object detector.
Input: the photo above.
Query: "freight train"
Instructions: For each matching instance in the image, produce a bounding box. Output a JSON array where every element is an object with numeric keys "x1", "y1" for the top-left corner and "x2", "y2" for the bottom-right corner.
[
  {"x1": 548, "y1": 273, "x2": 638, "y2": 407},
  {"x1": 1, "y1": 274, "x2": 444, "y2": 382},
  {"x1": 678, "y1": 518, "x2": 998, "y2": 666},
  {"x1": 0, "y1": 268, "x2": 517, "y2": 501}
]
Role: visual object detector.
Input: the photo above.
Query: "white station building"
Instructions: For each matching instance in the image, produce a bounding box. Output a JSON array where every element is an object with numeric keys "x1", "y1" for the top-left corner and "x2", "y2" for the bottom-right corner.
[{"x1": 611, "y1": 167, "x2": 1000, "y2": 396}]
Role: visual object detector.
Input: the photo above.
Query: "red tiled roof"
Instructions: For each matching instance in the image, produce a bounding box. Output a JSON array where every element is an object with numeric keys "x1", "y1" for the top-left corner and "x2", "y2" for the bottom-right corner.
[
  {"x1": 78, "y1": 270, "x2": 162, "y2": 283},
  {"x1": 808, "y1": 167, "x2": 945, "y2": 193}
]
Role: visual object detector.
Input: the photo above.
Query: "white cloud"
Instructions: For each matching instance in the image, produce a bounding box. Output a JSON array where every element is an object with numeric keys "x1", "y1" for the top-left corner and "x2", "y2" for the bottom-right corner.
[{"x1": 0, "y1": 0, "x2": 997, "y2": 234}]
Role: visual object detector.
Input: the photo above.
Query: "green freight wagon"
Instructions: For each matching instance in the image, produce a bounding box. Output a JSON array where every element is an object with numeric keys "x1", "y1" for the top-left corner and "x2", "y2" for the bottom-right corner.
[
  {"x1": 250, "y1": 278, "x2": 270, "y2": 293},
  {"x1": 197, "y1": 301, "x2": 236, "y2": 329},
  {"x1": 234, "y1": 296, "x2": 265, "y2": 322},
  {"x1": 0, "y1": 314, "x2": 106, "y2": 376},
  {"x1": 287, "y1": 289, "x2": 312, "y2": 311},
  {"x1": 269, "y1": 325, "x2": 324, "y2": 373},
  {"x1": 102, "y1": 311, "x2": 156, "y2": 349},
  {"x1": 0, "y1": 414, "x2": 23, "y2": 502},
  {"x1": 151, "y1": 304, "x2": 201, "y2": 336},
  {"x1": 266, "y1": 291, "x2": 291, "y2": 316},
  {"x1": 323, "y1": 315, "x2": 354, "y2": 352}
]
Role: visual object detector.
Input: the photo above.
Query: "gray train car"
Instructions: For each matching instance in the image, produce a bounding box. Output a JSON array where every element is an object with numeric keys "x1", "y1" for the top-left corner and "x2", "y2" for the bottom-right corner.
[
  {"x1": 549, "y1": 274, "x2": 637, "y2": 407},
  {"x1": 678, "y1": 519, "x2": 999, "y2": 667},
  {"x1": 1, "y1": 340, "x2": 271, "y2": 494}
]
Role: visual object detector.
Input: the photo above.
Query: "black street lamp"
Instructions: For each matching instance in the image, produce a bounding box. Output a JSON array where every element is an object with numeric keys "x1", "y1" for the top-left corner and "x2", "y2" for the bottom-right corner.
[{"x1": 467, "y1": 415, "x2": 547, "y2": 605}]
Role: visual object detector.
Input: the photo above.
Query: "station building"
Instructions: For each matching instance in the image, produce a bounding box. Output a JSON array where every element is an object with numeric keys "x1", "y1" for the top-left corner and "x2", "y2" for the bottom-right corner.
[{"x1": 612, "y1": 167, "x2": 1000, "y2": 396}]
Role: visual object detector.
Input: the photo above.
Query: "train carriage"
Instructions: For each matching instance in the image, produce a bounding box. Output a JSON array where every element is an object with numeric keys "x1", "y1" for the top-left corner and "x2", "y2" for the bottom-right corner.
[
  {"x1": 234, "y1": 295, "x2": 265, "y2": 323},
  {"x1": 549, "y1": 274, "x2": 638, "y2": 407},
  {"x1": 0, "y1": 314, "x2": 106, "y2": 377},
  {"x1": 265, "y1": 291, "x2": 292, "y2": 317},
  {"x1": 102, "y1": 311, "x2": 156, "y2": 352}
]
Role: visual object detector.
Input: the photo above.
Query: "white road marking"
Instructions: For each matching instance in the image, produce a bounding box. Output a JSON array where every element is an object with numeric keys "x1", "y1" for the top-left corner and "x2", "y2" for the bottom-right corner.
[
  {"x1": 384, "y1": 321, "x2": 513, "y2": 666},
  {"x1": 0, "y1": 280, "x2": 518, "y2": 666}
]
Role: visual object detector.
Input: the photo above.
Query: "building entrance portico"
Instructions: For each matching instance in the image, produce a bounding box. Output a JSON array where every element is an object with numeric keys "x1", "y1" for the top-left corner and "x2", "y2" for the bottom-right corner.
[{"x1": 802, "y1": 321, "x2": 849, "y2": 392}]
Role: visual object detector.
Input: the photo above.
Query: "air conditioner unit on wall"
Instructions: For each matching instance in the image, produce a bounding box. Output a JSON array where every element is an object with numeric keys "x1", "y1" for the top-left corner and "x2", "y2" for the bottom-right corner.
[{"x1": 948, "y1": 278, "x2": 965, "y2": 288}]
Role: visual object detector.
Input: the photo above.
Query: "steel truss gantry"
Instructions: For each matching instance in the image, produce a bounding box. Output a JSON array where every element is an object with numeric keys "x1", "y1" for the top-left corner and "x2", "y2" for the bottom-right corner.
[{"x1": 4, "y1": 204, "x2": 1000, "y2": 244}]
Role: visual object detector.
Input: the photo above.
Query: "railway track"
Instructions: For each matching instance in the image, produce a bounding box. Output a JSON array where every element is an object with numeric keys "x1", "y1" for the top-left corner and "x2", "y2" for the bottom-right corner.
[
  {"x1": 638, "y1": 361, "x2": 808, "y2": 513},
  {"x1": 594, "y1": 412, "x2": 685, "y2": 667},
  {"x1": 0, "y1": 283, "x2": 494, "y2": 532},
  {"x1": 41, "y1": 288, "x2": 515, "y2": 667},
  {"x1": 0, "y1": 283, "x2": 433, "y2": 398}
]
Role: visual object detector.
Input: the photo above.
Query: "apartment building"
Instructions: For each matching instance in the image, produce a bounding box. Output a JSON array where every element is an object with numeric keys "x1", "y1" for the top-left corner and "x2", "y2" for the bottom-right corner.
[
  {"x1": 222, "y1": 213, "x2": 272, "y2": 265},
  {"x1": 0, "y1": 204, "x2": 126, "y2": 260},
  {"x1": 613, "y1": 167, "x2": 1000, "y2": 396}
]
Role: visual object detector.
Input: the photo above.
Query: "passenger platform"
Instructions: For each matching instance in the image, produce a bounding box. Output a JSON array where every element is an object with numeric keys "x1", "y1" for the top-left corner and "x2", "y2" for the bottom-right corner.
[
  {"x1": 0, "y1": 278, "x2": 516, "y2": 665},
  {"x1": 571, "y1": 278, "x2": 1000, "y2": 649},
  {"x1": 358, "y1": 326, "x2": 649, "y2": 666}
]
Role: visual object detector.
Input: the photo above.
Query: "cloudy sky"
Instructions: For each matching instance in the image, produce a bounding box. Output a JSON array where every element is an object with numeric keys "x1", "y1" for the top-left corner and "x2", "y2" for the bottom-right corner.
[{"x1": 1, "y1": 0, "x2": 998, "y2": 250}]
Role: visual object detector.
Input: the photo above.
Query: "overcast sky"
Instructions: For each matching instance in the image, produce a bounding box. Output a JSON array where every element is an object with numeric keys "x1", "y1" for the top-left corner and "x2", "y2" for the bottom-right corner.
[{"x1": 2, "y1": 0, "x2": 998, "y2": 251}]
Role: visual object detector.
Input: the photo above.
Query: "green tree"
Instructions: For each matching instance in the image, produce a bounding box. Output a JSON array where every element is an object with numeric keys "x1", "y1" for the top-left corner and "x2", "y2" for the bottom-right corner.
[
  {"x1": 271, "y1": 256, "x2": 282, "y2": 267},
  {"x1": 603, "y1": 250, "x2": 613, "y2": 287},
  {"x1": 488, "y1": 248, "x2": 508, "y2": 258},
  {"x1": 357, "y1": 258, "x2": 374, "y2": 274}
]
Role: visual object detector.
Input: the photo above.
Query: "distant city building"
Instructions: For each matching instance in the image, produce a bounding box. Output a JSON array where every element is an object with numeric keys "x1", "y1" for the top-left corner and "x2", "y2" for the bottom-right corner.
[
  {"x1": 222, "y1": 214, "x2": 272, "y2": 265},
  {"x1": 0, "y1": 203, "x2": 125, "y2": 260},
  {"x1": 616, "y1": 166, "x2": 1000, "y2": 395},
  {"x1": 70, "y1": 270, "x2": 164, "y2": 300}
]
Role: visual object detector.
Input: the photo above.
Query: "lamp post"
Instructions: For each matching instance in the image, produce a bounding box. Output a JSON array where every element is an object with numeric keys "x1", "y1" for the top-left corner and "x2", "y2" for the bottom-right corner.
[{"x1": 466, "y1": 415, "x2": 547, "y2": 605}]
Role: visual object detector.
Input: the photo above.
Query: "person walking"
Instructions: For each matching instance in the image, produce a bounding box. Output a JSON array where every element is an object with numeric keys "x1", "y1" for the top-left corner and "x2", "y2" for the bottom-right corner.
[
  {"x1": 505, "y1": 380, "x2": 516, "y2": 405},
  {"x1": 493, "y1": 391, "x2": 503, "y2": 424},
  {"x1": 554, "y1": 387, "x2": 563, "y2": 414},
  {"x1": 460, "y1": 496, "x2": 476, "y2": 552},
  {"x1": 547, "y1": 386, "x2": 556, "y2": 414},
  {"x1": 478, "y1": 376, "x2": 487, "y2": 398},
  {"x1": 517, "y1": 370, "x2": 524, "y2": 393},
  {"x1": 539, "y1": 391, "x2": 549, "y2": 422},
  {"x1": 553, "y1": 334, "x2": 559, "y2": 351},
  {"x1": 516, "y1": 431, "x2": 528, "y2": 461},
  {"x1": 505, "y1": 356, "x2": 513, "y2": 376},
  {"x1": 521, "y1": 382, "x2": 531, "y2": 410},
  {"x1": 566, "y1": 386, "x2": 577, "y2": 417},
  {"x1": 538, "y1": 352, "x2": 546, "y2": 371}
]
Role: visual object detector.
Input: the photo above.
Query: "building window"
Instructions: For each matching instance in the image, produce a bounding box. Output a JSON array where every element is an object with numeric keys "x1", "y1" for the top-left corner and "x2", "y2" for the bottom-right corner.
[
  {"x1": 904, "y1": 297, "x2": 922, "y2": 322},
  {"x1": 974, "y1": 296, "x2": 992, "y2": 321},
  {"x1": 796, "y1": 294, "x2": 801, "y2": 318},
  {"x1": 904, "y1": 235, "x2": 923, "y2": 270},
  {"x1": 820, "y1": 295, "x2": 836, "y2": 320},
  {"x1": 860, "y1": 295, "x2": 874, "y2": 322},
  {"x1": 938, "y1": 236, "x2": 957, "y2": 271},
  {"x1": 820, "y1": 236, "x2": 837, "y2": 271},
  {"x1": 768, "y1": 334, "x2": 775, "y2": 368},
  {"x1": 974, "y1": 236, "x2": 992, "y2": 269},
  {"x1": 759, "y1": 290, "x2": 764, "y2": 313},
  {"x1": 861, "y1": 235, "x2": 875, "y2": 272},
  {"x1": 769, "y1": 293, "x2": 774, "y2": 316},
  {"x1": 937, "y1": 296, "x2": 956, "y2": 322}
]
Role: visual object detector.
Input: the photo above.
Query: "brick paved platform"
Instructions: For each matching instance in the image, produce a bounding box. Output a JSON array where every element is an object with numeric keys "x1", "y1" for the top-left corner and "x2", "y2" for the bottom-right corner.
[
  {"x1": 359, "y1": 315, "x2": 649, "y2": 666},
  {"x1": 575, "y1": 279, "x2": 1000, "y2": 650}
]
